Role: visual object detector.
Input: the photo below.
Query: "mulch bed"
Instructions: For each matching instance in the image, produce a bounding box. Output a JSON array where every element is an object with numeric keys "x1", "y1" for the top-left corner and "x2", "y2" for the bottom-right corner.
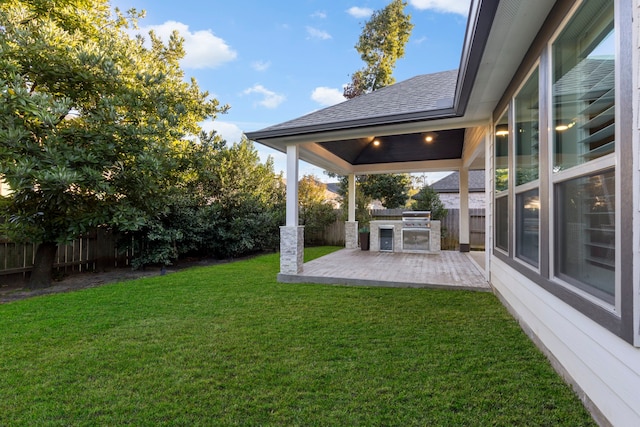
[{"x1": 0, "y1": 256, "x2": 238, "y2": 304}]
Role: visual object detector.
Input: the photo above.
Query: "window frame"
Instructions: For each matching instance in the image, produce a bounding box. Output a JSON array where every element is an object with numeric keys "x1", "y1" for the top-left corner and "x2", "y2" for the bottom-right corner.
[
  {"x1": 547, "y1": 0, "x2": 619, "y2": 313},
  {"x1": 490, "y1": 0, "x2": 634, "y2": 342},
  {"x1": 513, "y1": 64, "x2": 542, "y2": 270},
  {"x1": 494, "y1": 107, "x2": 510, "y2": 256}
]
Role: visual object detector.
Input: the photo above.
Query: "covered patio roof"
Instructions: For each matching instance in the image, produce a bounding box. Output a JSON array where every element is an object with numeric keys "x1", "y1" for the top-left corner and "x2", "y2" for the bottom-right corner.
[{"x1": 245, "y1": 0, "x2": 558, "y2": 175}]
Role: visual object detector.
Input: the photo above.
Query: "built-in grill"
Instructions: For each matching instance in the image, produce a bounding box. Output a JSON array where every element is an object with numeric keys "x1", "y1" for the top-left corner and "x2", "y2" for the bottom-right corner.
[{"x1": 402, "y1": 211, "x2": 431, "y2": 252}]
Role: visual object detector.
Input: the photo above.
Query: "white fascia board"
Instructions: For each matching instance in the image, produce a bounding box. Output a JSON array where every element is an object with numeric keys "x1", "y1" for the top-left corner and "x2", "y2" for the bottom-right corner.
[
  {"x1": 252, "y1": 118, "x2": 489, "y2": 152},
  {"x1": 350, "y1": 159, "x2": 463, "y2": 175}
]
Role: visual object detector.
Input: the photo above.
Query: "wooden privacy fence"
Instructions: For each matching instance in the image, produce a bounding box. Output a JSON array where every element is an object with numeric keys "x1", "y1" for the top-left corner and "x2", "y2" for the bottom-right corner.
[
  {"x1": 311, "y1": 208, "x2": 486, "y2": 250},
  {"x1": 0, "y1": 229, "x2": 135, "y2": 283},
  {"x1": 439, "y1": 208, "x2": 486, "y2": 250},
  {"x1": 305, "y1": 219, "x2": 346, "y2": 246}
]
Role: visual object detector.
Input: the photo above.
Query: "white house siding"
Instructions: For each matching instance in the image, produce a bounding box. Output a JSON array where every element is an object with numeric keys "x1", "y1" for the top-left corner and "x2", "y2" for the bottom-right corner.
[
  {"x1": 462, "y1": 125, "x2": 486, "y2": 168},
  {"x1": 439, "y1": 193, "x2": 486, "y2": 209},
  {"x1": 491, "y1": 258, "x2": 640, "y2": 427}
]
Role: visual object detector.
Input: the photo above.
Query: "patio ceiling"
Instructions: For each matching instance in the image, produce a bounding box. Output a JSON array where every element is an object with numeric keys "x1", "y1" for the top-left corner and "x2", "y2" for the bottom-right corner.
[
  {"x1": 318, "y1": 129, "x2": 465, "y2": 166},
  {"x1": 245, "y1": 0, "x2": 558, "y2": 175}
]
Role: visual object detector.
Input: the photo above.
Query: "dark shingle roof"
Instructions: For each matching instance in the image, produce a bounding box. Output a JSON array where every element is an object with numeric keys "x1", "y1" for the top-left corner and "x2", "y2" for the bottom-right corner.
[
  {"x1": 430, "y1": 170, "x2": 485, "y2": 193},
  {"x1": 325, "y1": 182, "x2": 340, "y2": 195},
  {"x1": 249, "y1": 70, "x2": 458, "y2": 136}
]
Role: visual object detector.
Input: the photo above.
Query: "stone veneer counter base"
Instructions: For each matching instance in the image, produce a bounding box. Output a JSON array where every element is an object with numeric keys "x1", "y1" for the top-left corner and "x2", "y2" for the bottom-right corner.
[{"x1": 369, "y1": 220, "x2": 441, "y2": 253}]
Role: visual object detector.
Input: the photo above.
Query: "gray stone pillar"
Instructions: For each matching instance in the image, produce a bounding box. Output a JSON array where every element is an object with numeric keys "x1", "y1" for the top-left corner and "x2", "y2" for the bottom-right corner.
[
  {"x1": 345, "y1": 221, "x2": 358, "y2": 249},
  {"x1": 280, "y1": 226, "x2": 304, "y2": 274}
]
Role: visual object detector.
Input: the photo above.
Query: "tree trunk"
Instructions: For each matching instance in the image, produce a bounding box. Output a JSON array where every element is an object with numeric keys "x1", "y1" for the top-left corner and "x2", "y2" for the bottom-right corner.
[{"x1": 29, "y1": 242, "x2": 58, "y2": 289}]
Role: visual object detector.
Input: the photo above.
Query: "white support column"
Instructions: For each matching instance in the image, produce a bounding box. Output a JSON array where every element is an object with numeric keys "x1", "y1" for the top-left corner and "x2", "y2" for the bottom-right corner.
[
  {"x1": 459, "y1": 167, "x2": 470, "y2": 252},
  {"x1": 484, "y1": 129, "x2": 492, "y2": 281},
  {"x1": 345, "y1": 173, "x2": 358, "y2": 249},
  {"x1": 348, "y1": 174, "x2": 356, "y2": 222},
  {"x1": 280, "y1": 145, "x2": 304, "y2": 275},
  {"x1": 286, "y1": 145, "x2": 299, "y2": 227}
]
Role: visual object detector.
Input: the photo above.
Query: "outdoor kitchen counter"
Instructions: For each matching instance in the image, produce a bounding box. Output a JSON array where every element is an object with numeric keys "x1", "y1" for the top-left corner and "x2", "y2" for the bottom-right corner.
[{"x1": 369, "y1": 220, "x2": 441, "y2": 253}]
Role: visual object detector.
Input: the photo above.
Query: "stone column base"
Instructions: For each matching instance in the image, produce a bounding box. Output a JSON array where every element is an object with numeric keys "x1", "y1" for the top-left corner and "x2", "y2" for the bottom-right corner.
[
  {"x1": 280, "y1": 226, "x2": 304, "y2": 274},
  {"x1": 345, "y1": 221, "x2": 358, "y2": 249}
]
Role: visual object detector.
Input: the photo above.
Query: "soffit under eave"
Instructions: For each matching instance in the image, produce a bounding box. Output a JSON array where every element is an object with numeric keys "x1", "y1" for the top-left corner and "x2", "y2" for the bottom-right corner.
[
  {"x1": 255, "y1": 116, "x2": 489, "y2": 153},
  {"x1": 464, "y1": 0, "x2": 558, "y2": 123},
  {"x1": 296, "y1": 133, "x2": 471, "y2": 175},
  {"x1": 256, "y1": 118, "x2": 487, "y2": 175}
]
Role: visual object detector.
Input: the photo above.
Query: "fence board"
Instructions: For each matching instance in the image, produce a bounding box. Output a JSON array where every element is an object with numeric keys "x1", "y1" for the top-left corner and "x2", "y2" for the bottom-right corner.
[{"x1": 0, "y1": 231, "x2": 135, "y2": 282}]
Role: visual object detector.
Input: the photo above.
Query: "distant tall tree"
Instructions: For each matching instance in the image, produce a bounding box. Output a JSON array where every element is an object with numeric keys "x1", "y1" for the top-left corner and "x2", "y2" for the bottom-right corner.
[
  {"x1": 0, "y1": 0, "x2": 226, "y2": 288},
  {"x1": 343, "y1": 0, "x2": 414, "y2": 98},
  {"x1": 339, "y1": 0, "x2": 413, "y2": 215}
]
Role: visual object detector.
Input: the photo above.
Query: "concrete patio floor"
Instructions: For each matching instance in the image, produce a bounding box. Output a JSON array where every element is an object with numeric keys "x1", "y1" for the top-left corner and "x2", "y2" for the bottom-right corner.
[{"x1": 278, "y1": 249, "x2": 490, "y2": 292}]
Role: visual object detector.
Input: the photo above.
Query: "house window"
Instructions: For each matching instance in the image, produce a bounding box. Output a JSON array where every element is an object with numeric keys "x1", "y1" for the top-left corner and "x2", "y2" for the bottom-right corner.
[
  {"x1": 551, "y1": 0, "x2": 615, "y2": 304},
  {"x1": 514, "y1": 67, "x2": 540, "y2": 267},
  {"x1": 495, "y1": 111, "x2": 509, "y2": 252},
  {"x1": 495, "y1": 196, "x2": 509, "y2": 252},
  {"x1": 552, "y1": 0, "x2": 614, "y2": 171},
  {"x1": 555, "y1": 170, "x2": 615, "y2": 304},
  {"x1": 492, "y1": 0, "x2": 629, "y2": 339},
  {"x1": 515, "y1": 68, "x2": 540, "y2": 186},
  {"x1": 495, "y1": 112, "x2": 509, "y2": 192},
  {"x1": 516, "y1": 189, "x2": 539, "y2": 267}
]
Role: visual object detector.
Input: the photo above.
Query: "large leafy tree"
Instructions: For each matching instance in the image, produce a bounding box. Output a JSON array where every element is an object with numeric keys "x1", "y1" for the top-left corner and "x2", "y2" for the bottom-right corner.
[
  {"x1": 343, "y1": 0, "x2": 413, "y2": 98},
  {"x1": 339, "y1": 0, "x2": 413, "y2": 214},
  {"x1": 0, "y1": 0, "x2": 226, "y2": 288},
  {"x1": 128, "y1": 134, "x2": 285, "y2": 267},
  {"x1": 200, "y1": 137, "x2": 285, "y2": 258}
]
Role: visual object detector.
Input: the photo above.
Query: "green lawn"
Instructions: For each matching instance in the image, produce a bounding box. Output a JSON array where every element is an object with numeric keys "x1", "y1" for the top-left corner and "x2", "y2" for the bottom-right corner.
[{"x1": 0, "y1": 247, "x2": 595, "y2": 426}]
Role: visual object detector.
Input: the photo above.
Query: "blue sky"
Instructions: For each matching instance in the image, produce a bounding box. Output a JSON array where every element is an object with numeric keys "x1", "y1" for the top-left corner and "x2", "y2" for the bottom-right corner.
[{"x1": 110, "y1": 0, "x2": 471, "y2": 181}]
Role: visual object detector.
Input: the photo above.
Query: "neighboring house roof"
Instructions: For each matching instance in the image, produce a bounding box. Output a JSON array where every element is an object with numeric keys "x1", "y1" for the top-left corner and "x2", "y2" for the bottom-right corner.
[
  {"x1": 430, "y1": 170, "x2": 485, "y2": 193},
  {"x1": 325, "y1": 182, "x2": 340, "y2": 195}
]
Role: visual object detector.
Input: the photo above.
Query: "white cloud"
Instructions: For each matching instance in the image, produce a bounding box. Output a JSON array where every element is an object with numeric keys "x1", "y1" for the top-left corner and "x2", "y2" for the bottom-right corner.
[
  {"x1": 409, "y1": 0, "x2": 471, "y2": 16},
  {"x1": 243, "y1": 84, "x2": 286, "y2": 109},
  {"x1": 414, "y1": 36, "x2": 428, "y2": 44},
  {"x1": 306, "y1": 26, "x2": 332, "y2": 40},
  {"x1": 200, "y1": 120, "x2": 245, "y2": 143},
  {"x1": 346, "y1": 6, "x2": 373, "y2": 18},
  {"x1": 311, "y1": 11, "x2": 327, "y2": 19},
  {"x1": 251, "y1": 60, "x2": 271, "y2": 72},
  {"x1": 311, "y1": 87, "x2": 345, "y2": 106},
  {"x1": 135, "y1": 21, "x2": 237, "y2": 69}
]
